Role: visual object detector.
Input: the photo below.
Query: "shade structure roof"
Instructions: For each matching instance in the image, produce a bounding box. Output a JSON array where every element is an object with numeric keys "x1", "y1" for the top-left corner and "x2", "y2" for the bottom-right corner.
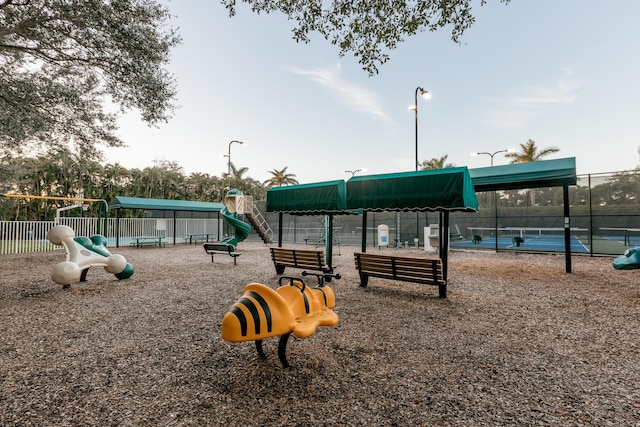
[
  {"x1": 266, "y1": 180, "x2": 351, "y2": 215},
  {"x1": 469, "y1": 157, "x2": 577, "y2": 192},
  {"x1": 346, "y1": 167, "x2": 479, "y2": 212},
  {"x1": 110, "y1": 196, "x2": 224, "y2": 212}
]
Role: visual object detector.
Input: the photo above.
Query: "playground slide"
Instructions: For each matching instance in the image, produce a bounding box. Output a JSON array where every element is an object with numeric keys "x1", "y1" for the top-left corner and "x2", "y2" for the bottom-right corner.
[{"x1": 221, "y1": 206, "x2": 251, "y2": 246}]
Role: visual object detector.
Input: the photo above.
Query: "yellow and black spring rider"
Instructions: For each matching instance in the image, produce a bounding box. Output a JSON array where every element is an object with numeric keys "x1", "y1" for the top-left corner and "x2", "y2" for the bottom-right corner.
[{"x1": 221, "y1": 271, "x2": 340, "y2": 367}]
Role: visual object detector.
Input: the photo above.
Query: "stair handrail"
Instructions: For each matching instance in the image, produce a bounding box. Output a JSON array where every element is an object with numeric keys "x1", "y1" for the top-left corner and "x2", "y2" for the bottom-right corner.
[{"x1": 243, "y1": 196, "x2": 273, "y2": 242}]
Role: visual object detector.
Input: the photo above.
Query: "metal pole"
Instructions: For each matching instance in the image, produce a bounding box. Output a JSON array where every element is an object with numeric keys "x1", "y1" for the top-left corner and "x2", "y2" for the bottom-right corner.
[
  {"x1": 226, "y1": 140, "x2": 244, "y2": 189},
  {"x1": 414, "y1": 87, "x2": 420, "y2": 171},
  {"x1": 414, "y1": 87, "x2": 421, "y2": 243},
  {"x1": 563, "y1": 184, "x2": 572, "y2": 273}
]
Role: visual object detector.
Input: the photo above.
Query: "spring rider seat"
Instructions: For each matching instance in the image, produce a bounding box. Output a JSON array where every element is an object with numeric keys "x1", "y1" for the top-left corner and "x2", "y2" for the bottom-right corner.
[
  {"x1": 612, "y1": 247, "x2": 640, "y2": 270},
  {"x1": 47, "y1": 225, "x2": 134, "y2": 287}
]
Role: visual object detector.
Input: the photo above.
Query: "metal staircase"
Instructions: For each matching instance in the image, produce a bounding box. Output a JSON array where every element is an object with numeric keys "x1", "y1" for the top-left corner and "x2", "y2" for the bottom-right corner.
[{"x1": 243, "y1": 197, "x2": 273, "y2": 244}]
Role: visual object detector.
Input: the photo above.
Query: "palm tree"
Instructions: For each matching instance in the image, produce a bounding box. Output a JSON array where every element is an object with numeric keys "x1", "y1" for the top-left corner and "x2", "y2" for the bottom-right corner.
[
  {"x1": 505, "y1": 139, "x2": 559, "y2": 163},
  {"x1": 505, "y1": 139, "x2": 560, "y2": 205},
  {"x1": 263, "y1": 167, "x2": 299, "y2": 189},
  {"x1": 420, "y1": 155, "x2": 454, "y2": 170},
  {"x1": 224, "y1": 162, "x2": 251, "y2": 193}
]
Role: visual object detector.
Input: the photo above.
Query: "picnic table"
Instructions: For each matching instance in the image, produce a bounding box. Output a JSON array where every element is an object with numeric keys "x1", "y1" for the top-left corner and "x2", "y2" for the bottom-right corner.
[
  {"x1": 186, "y1": 233, "x2": 213, "y2": 244},
  {"x1": 132, "y1": 236, "x2": 166, "y2": 248}
]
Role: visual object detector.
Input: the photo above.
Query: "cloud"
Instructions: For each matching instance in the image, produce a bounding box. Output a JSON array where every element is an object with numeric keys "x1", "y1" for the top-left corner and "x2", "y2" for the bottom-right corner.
[
  {"x1": 287, "y1": 63, "x2": 393, "y2": 123},
  {"x1": 481, "y1": 67, "x2": 583, "y2": 129}
]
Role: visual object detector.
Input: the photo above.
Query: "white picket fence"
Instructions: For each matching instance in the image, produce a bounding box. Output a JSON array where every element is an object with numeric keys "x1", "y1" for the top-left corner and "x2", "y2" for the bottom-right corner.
[{"x1": 0, "y1": 218, "x2": 220, "y2": 254}]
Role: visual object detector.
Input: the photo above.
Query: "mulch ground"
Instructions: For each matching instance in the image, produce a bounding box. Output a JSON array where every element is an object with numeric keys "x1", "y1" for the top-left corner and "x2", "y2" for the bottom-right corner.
[{"x1": 1, "y1": 243, "x2": 639, "y2": 426}]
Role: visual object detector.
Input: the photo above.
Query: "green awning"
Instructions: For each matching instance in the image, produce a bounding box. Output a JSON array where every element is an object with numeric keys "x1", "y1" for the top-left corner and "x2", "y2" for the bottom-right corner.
[
  {"x1": 110, "y1": 196, "x2": 224, "y2": 212},
  {"x1": 266, "y1": 180, "x2": 350, "y2": 214},
  {"x1": 470, "y1": 157, "x2": 576, "y2": 191},
  {"x1": 346, "y1": 167, "x2": 479, "y2": 212}
]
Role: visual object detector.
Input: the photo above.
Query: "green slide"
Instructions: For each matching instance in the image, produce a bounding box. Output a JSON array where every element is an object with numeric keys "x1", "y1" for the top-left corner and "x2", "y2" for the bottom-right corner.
[{"x1": 221, "y1": 206, "x2": 251, "y2": 246}]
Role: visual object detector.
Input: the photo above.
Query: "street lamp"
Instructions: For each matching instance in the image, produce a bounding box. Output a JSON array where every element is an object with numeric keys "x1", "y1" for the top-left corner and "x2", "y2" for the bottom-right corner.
[
  {"x1": 225, "y1": 140, "x2": 244, "y2": 188},
  {"x1": 345, "y1": 168, "x2": 365, "y2": 177},
  {"x1": 409, "y1": 87, "x2": 431, "y2": 171},
  {"x1": 470, "y1": 149, "x2": 514, "y2": 251},
  {"x1": 409, "y1": 87, "x2": 431, "y2": 244},
  {"x1": 471, "y1": 149, "x2": 514, "y2": 166}
]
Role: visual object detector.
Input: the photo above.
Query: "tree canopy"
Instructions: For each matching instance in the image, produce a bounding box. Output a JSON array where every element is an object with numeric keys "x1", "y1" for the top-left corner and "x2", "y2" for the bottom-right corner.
[
  {"x1": 263, "y1": 166, "x2": 299, "y2": 188},
  {"x1": 0, "y1": 0, "x2": 181, "y2": 157},
  {"x1": 222, "y1": 0, "x2": 511, "y2": 75},
  {"x1": 505, "y1": 139, "x2": 560, "y2": 163},
  {"x1": 421, "y1": 154, "x2": 454, "y2": 170}
]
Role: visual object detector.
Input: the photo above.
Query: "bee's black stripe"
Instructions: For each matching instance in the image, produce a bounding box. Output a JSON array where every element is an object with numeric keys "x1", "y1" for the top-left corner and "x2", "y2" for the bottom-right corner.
[
  {"x1": 238, "y1": 296, "x2": 261, "y2": 335},
  {"x1": 247, "y1": 291, "x2": 273, "y2": 333},
  {"x1": 230, "y1": 306, "x2": 248, "y2": 336}
]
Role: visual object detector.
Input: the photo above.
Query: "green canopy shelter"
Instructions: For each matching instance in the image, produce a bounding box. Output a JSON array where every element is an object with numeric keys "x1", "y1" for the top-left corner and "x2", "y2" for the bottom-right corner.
[
  {"x1": 469, "y1": 157, "x2": 577, "y2": 272},
  {"x1": 266, "y1": 180, "x2": 355, "y2": 269},
  {"x1": 110, "y1": 196, "x2": 224, "y2": 247},
  {"x1": 346, "y1": 167, "x2": 479, "y2": 297}
]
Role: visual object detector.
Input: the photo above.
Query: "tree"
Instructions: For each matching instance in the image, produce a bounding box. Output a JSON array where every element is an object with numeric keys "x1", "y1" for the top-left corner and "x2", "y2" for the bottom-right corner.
[
  {"x1": 263, "y1": 167, "x2": 299, "y2": 189},
  {"x1": 0, "y1": 0, "x2": 181, "y2": 156},
  {"x1": 222, "y1": 0, "x2": 510, "y2": 75},
  {"x1": 505, "y1": 139, "x2": 560, "y2": 205},
  {"x1": 421, "y1": 155, "x2": 454, "y2": 170},
  {"x1": 505, "y1": 139, "x2": 560, "y2": 163}
]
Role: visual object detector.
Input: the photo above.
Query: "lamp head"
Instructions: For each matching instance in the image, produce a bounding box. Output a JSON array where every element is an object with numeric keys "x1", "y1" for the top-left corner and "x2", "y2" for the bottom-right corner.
[{"x1": 420, "y1": 90, "x2": 432, "y2": 100}]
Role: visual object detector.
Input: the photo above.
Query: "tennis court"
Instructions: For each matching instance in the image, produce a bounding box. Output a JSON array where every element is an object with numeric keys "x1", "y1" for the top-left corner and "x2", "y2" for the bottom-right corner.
[{"x1": 454, "y1": 227, "x2": 592, "y2": 253}]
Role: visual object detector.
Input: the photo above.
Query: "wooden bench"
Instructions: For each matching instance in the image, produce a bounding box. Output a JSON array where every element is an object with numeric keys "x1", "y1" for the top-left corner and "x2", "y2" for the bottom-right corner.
[
  {"x1": 203, "y1": 243, "x2": 241, "y2": 265},
  {"x1": 221, "y1": 275, "x2": 339, "y2": 367},
  {"x1": 270, "y1": 247, "x2": 331, "y2": 276},
  {"x1": 354, "y1": 252, "x2": 446, "y2": 298}
]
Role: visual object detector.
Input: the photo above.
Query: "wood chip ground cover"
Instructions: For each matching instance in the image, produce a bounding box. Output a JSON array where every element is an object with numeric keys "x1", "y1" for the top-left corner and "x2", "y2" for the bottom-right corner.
[{"x1": 1, "y1": 243, "x2": 639, "y2": 426}]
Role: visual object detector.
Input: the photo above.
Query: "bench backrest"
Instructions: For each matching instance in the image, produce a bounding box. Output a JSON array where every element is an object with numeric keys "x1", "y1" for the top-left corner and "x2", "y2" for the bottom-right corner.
[
  {"x1": 270, "y1": 247, "x2": 327, "y2": 269},
  {"x1": 354, "y1": 252, "x2": 443, "y2": 284},
  {"x1": 204, "y1": 243, "x2": 234, "y2": 253}
]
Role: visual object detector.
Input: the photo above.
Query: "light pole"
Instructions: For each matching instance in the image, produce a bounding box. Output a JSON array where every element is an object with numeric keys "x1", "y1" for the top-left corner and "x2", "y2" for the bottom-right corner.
[
  {"x1": 470, "y1": 149, "x2": 513, "y2": 251},
  {"x1": 225, "y1": 140, "x2": 244, "y2": 189},
  {"x1": 471, "y1": 149, "x2": 513, "y2": 166},
  {"x1": 345, "y1": 169, "x2": 365, "y2": 177},
  {"x1": 410, "y1": 87, "x2": 432, "y2": 171},
  {"x1": 410, "y1": 87, "x2": 431, "y2": 244}
]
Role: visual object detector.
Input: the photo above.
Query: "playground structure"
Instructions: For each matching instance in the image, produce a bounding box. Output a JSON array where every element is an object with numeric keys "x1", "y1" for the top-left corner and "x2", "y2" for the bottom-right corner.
[
  {"x1": 612, "y1": 247, "x2": 640, "y2": 270},
  {"x1": 221, "y1": 271, "x2": 340, "y2": 367},
  {"x1": 47, "y1": 225, "x2": 134, "y2": 288},
  {"x1": 221, "y1": 189, "x2": 253, "y2": 246}
]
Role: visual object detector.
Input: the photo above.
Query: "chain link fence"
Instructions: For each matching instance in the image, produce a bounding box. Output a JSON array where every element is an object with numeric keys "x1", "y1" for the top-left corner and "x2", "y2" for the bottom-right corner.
[{"x1": 249, "y1": 170, "x2": 640, "y2": 256}]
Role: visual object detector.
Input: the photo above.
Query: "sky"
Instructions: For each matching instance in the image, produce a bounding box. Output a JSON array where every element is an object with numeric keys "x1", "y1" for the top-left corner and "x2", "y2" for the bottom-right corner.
[{"x1": 104, "y1": 0, "x2": 640, "y2": 185}]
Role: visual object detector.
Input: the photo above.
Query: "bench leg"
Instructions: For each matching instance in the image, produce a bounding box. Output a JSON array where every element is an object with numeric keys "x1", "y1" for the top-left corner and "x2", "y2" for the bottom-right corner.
[
  {"x1": 359, "y1": 274, "x2": 369, "y2": 288},
  {"x1": 255, "y1": 340, "x2": 267, "y2": 360},
  {"x1": 233, "y1": 255, "x2": 237, "y2": 266},
  {"x1": 438, "y1": 284, "x2": 446, "y2": 299},
  {"x1": 210, "y1": 255, "x2": 215, "y2": 263},
  {"x1": 275, "y1": 265, "x2": 285, "y2": 275},
  {"x1": 278, "y1": 333, "x2": 292, "y2": 368}
]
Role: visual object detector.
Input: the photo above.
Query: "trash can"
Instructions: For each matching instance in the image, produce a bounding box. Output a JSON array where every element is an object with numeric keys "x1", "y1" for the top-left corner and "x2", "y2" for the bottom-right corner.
[{"x1": 377, "y1": 224, "x2": 389, "y2": 248}]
